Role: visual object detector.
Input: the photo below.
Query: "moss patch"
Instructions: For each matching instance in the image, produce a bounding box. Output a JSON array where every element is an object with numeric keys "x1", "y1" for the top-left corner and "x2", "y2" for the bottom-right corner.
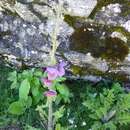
[
  {"x1": 70, "y1": 65, "x2": 104, "y2": 76},
  {"x1": 70, "y1": 25, "x2": 129, "y2": 61},
  {"x1": 70, "y1": 65, "x2": 129, "y2": 81}
]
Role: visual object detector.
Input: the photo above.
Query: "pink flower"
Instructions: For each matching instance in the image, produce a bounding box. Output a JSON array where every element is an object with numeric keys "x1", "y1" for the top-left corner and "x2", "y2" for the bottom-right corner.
[
  {"x1": 41, "y1": 61, "x2": 66, "y2": 85},
  {"x1": 44, "y1": 90, "x2": 57, "y2": 97},
  {"x1": 46, "y1": 67, "x2": 59, "y2": 80},
  {"x1": 46, "y1": 61, "x2": 66, "y2": 80},
  {"x1": 57, "y1": 62, "x2": 66, "y2": 76},
  {"x1": 42, "y1": 78, "x2": 52, "y2": 87}
]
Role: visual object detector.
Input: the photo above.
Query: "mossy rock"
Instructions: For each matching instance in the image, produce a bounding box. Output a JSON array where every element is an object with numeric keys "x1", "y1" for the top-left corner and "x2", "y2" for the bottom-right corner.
[{"x1": 70, "y1": 24, "x2": 129, "y2": 61}]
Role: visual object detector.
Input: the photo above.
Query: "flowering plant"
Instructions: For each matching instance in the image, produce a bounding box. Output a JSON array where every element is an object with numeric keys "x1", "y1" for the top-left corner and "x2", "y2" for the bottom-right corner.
[
  {"x1": 41, "y1": 61, "x2": 66, "y2": 96},
  {"x1": 7, "y1": 61, "x2": 70, "y2": 130},
  {"x1": 38, "y1": 61, "x2": 70, "y2": 130}
]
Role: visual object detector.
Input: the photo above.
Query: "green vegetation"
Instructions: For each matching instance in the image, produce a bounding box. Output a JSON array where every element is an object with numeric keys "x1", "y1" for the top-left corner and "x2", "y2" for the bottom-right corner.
[
  {"x1": 1, "y1": 64, "x2": 130, "y2": 130},
  {"x1": 83, "y1": 83, "x2": 130, "y2": 130}
]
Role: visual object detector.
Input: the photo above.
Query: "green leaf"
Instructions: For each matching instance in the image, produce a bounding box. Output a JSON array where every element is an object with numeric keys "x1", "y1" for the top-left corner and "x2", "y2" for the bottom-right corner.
[
  {"x1": 104, "y1": 122, "x2": 117, "y2": 130},
  {"x1": 117, "y1": 113, "x2": 130, "y2": 125},
  {"x1": 91, "y1": 122, "x2": 102, "y2": 130},
  {"x1": 55, "y1": 124, "x2": 61, "y2": 130},
  {"x1": 8, "y1": 101, "x2": 25, "y2": 115},
  {"x1": 32, "y1": 92, "x2": 42, "y2": 105},
  {"x1": 10, "y1": 80, "x2": 18, "y2": 89},
  {"x1": 56, "y1": 84, "x2": 69, "y2": 96},
  {"x1": 26, "y1": 96, "x2": 32, "y2": 108},
  {"x1": 32, "y1": 86, "x2": 39, "y2": 97},
  {"x1": 34, "y1": 70, "x2": 43, "y2": 77},
  {"x1": 19, "y1": 79, "x2": 30, "y2": 101},
  {"x1": 32, "y1": 77, "x2": 40, "y2": 87},
  {"x1": 89, "y1": 114, "x2": 99, "y2": 120},
  {"x1": 53, "y1": 106, "x2": 65, "y2": 122},
  {"x1": 8, "y1": 71, "x2": 17, "y2": 82},
  {"x1": 56, "y1": 84, "x2": 70, "y2": 102},
  {"x1": 55, "y1": 77, "x2": 66, "y2": 82},
  {"x1": 21, "y1": 70, "x2": 33, "y2": 80}
]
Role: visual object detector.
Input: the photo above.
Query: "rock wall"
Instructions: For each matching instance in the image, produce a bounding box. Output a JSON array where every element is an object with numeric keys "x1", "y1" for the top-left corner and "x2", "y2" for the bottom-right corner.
[{"x1": 1, "y1": 0, "x2": 130, "y2": 81}]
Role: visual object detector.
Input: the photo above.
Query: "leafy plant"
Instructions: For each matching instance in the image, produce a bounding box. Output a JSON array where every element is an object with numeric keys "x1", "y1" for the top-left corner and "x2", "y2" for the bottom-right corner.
[
  {"x1": 36, "y1": 62, "x2": 71, "y2": 130},
  {"x1": 83, "y1": 82, "x2": 130, "y2": 130},
  {"x1": 8, "y1": 68, "x2": 45, "y2": 115},
  {"x1": 8, "y1": 62, "x2": 71, "y2": 130}
]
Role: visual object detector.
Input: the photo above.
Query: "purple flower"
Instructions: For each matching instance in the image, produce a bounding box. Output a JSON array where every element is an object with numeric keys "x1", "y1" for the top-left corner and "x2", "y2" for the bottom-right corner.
[
  {"x1": 57, "y1": 62, "x2": 66, "y2": 76},
  {"x1": 41, "y1": 78, "x2": 52, "y2": 87},
  {"x1": 46, "y1": 67, "x2": 59, "y2": 80},
  {"x1": 43, "y1": 61, "x2": 66, "y2": 82},
  {"x1": 44, "y1": 90, "x2": 57, "y2": 97}
]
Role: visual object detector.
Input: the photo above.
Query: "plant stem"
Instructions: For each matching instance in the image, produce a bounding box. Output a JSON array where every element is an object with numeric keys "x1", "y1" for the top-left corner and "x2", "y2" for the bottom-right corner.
[
  {"x1": 50, "y1": 2, "x2": 62, "y2": 65},
  {"x1": 48, "y1": 98, "x2": 53, "y2": 130},
  {"x1": 48, "y1": 1, "x2": 63, "y2": 130}
]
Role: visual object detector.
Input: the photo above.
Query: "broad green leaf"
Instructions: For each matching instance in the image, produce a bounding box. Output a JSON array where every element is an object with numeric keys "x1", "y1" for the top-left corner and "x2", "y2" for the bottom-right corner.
[
  {"x1": 8, "y1": 71, "x2": 17, "y2": 81},
  {"x1": 32, "y1": 86, "x2": 39, "y2": 97},
  {"x1": 34, "y1": 70, "x2": 43, "y2": 77},
  {"x1": 8, "y1": 101, "x2": 25, "y2": 115},
  {"x1": 21, "y1": 70, "x2": 33, "y2": 80},
  {"x1": 32, "y1": 94, "x2": 42, "y2": 105},
  {"x1": 26, "y1": 96, "x2": 32, "y2": 108},
  {"x1": 56, "y1": 84, "x2": 69, "y2": 96},
  {"x1": 32, "y1": 77, "x2": 40, "y2": 87},
  {"x1": 56, "y1": 84, "x2": 70, "y2": 102},
  {"x1": 19, "y1": 79, "x2": 30, "y2": 101},
  {"x1": 10, "y1": 80, "x2": 18, "y2": 89}
]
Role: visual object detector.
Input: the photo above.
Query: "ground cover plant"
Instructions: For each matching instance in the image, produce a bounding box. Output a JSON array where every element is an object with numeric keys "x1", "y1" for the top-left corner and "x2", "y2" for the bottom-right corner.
[{"x1": 1, "y1": 64, "x2": 130, "y2": 130}]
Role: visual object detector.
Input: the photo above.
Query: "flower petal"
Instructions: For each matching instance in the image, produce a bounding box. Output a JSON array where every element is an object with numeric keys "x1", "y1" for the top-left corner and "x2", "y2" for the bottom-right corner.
[
  {"x1": 57, "y1": 61, "x2": 66, "y2": 76},
  {"x1": 44, "y1": 90, "x2": 57, "y2": 97},
  {"x1": 59, "y1": 61, "x2": 67, "y2": 67},
  {"x1": 46, "y1": 67, "x2": 59, "y2": 80},
  {"x1": 58, "y1": 67, "x2": 65, "y2": 76},
  {"x1": 42, "y1": 78, "x2": 52, "y2": 87}
]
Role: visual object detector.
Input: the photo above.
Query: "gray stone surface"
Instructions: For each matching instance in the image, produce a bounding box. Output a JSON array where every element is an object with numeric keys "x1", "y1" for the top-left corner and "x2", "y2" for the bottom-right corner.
[
  {"x1": 1, "y1": 0, "x2": 130, "y2": 81},
  {"x1": 63, "y1": 0, "x2": 97, "y2": 17}
]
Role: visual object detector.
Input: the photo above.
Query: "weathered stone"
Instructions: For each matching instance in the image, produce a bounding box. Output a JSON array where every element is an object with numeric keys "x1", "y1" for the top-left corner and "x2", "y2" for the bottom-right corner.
[
  {"x1": 1, "y1": 0, "x2": 130, "y2": 81},
  {"x1": 62, "y1": 0, "x2": 97, "y2": 17}
]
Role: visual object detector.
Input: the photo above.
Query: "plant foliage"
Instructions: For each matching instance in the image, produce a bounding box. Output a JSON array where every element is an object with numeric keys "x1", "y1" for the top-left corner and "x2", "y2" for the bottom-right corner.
[{"x1": 83, "y1": 83, "x2": 130, "y2": 130}]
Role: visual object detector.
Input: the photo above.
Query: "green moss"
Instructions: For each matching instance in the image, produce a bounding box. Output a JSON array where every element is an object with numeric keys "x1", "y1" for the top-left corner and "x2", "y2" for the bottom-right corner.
[
  {"x1": 70, "y1": 25, "x2": 129, "y2": 61},
  {"x1": 70, "y1": 65, "x2": 104, "y2": 76},
  {"x1": 64, "y1": 15, "x2": 85, "y2": 28},
  {"x1": 104, "y1": 37, "x2": 129, "y2": 61},
  {"x1": 70, "y1": 65, "x2": 129, "y2": 81},
  {"x1": 106, "y1": 71, "x2": 128, "y2": 81},
  {"x1": 64, "y1": 15, "x2": 77, "y2": 28}
]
